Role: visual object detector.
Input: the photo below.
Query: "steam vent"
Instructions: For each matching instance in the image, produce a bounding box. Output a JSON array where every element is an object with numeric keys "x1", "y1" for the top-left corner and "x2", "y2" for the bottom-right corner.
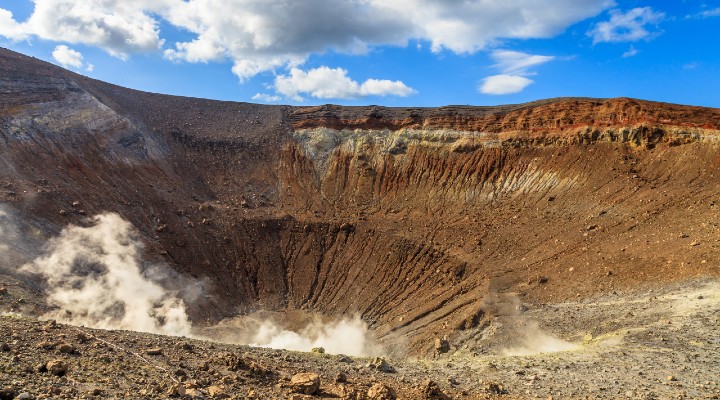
[{"x1": 1, "y1": 47, "x2": 720, "y2": 398}]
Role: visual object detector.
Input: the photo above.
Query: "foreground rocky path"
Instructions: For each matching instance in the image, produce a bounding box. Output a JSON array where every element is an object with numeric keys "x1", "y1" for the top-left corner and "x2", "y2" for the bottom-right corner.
[{"x1": 1, "y1": 277, "x2": 719, "y2": 399}]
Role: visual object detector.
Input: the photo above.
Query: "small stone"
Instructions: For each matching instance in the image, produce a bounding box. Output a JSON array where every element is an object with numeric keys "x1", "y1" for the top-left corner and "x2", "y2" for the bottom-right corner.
[
  {"x1": 90, "y1": 388, "x2": 103, "y2": 396},
  {"x1": 177, "y1": 342, "x2": 194, "y2": 351},
  {"x1": 337, "y1": 354, "x2": 353, "y2": 363},
  {"x1": 668, "y1": 375, "x2": 677, "y2": 381},
  {"x1": 422, "y1": 380, "x2": 444, "y2": 397},
  {"x1": 697, "y1": 295, "x2": 704, "y2": 300},
  {"x1": 208, "y1": 385, "x2": 229, "y2": 398},
  {"x1": 311, "y1": 347, "x2": 325, "y2": 354},
  {"x1": 0, "y1": 287, "x2": 7, "y2": 295},
  {"x1": 434, "y1": 338, "x2": 450, "y2": 354},
  {"x1": 46, "y1": 359, "x2": 69, "y2": 376},
  {"x1": 690, "y1": 241, "x2": 700, "y2": 246},
  {"x1": 290, "y1": 372, "x2": 320, "y2": 395},
  {"x1": 167, "y1": 383, "x2": 185, "y2": 397},
  {"x1": 146, "y1": 348, "x2": 163, "y2": 356},
  {"x1": 482, "y1": 381, "x2": 506, "y2": 395},
  {"x1": 0, "y1": 387, "x2": 16, "y2": 400},
  {"x1": 57, "y1": 343, "x2": 75, "y2": 354},
  {"x1": 367, "y1": 357, "x2": 395, "y2": 373},
  {"x1": 367, "y1": 383, "x2": 396, "y2": 400},
  {"x1": 15, "y1": 393, "x2": 32, "y2": 400},
  {"x1": 335, "y1": 372, "x2": 347, "y2": 383},
  {"x1": 0, "y1": 343, "x2": 9, "y2": 352},
  {"x1": 36, "y1": 341, "x2": 56, "y2": 351}
]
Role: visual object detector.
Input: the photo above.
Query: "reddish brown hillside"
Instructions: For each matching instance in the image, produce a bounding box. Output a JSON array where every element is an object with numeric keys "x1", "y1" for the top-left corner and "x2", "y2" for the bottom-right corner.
[{"x1": 1, "y1": 47, "x2": 719, "y2": 356}]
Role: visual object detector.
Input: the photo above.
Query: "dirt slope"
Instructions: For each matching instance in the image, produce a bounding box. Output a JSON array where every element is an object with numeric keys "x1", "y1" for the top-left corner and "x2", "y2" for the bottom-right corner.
[{"x1": 1, "y1": 47, "x2": 719, "y2": 359}]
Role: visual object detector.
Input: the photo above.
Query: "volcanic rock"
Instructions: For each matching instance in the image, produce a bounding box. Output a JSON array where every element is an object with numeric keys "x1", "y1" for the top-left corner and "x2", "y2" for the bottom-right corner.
[
  {"x1": 290, "y1": 372, "x2": 320, "y2": 395},
  {"x1": 45, "y1": 359, "x2": 69, "y2": 376},
  {"x1": 367, "y1": 383, "x2": 396, "y2": 400}
]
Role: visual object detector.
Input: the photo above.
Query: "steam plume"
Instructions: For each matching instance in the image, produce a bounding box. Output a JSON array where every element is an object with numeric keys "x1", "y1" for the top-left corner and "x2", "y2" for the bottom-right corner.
[
  {"x1": 21, "y1": 213, "x2": 192, "y2": 336},
  {"x1": 250, "y1": 316, "x2": 381, "y2": 356}
]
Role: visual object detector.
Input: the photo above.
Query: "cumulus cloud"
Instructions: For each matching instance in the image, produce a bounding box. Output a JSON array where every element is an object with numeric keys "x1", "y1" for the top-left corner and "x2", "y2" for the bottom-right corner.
[
  {"x1": 588, "y1": 7, "x2": 665, "y2": 44},
  {"x1": 252, "y1": 93, "x2": 282, "y2": 103},
  {"x1": 274, "y1": 66, "x2": 416, "y2": 101},
  {"x1": 52, "y1": 45, "x2": 95, "y2": 72},
  {"x1": 479, "y1": 50, "x2": 554, "y2": 95},
  {"x1": 480, "y1": 75, "x2": 533, "y2": 95},
  {"x1": 0, "y1": 0, "x2": 612, "y2": 79},
  {"x1": 0, "y1": 8, "x2": 28, "y2": 40},
  {"x1": 372, "y1": 0, "x2": 613, "y2": 53},
  {"x1": 52, "y1": 45, "x2": 84, "y2": 68},
  {"x1": 1, "y1": 0, "x2": 166, "y2": 59}
]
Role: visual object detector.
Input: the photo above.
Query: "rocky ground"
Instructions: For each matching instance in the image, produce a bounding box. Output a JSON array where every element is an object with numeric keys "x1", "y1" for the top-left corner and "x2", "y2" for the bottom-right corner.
[{"x1": 1, "y1": 276, "x2": 718, "y2": 399}]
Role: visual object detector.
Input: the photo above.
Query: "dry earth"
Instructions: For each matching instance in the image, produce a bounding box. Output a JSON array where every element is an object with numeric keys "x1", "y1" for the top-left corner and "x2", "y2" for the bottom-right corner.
[{"x1": 1, "y1": 277, "x2": 718, "y2": 399}]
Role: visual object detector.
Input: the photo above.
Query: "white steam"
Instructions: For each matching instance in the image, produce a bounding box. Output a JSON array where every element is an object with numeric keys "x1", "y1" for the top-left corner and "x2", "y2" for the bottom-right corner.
[
  {"x1": 21, "y1": 213, "x2": 192, "y2": 336},
  {"x1": 250, "y1": 316, "x2": 380, "y2": 356},
  {"x1": 502, "y1": 320, "x2": 578, "y2": 356},
  {"x1": 11, "y1": 211, "x2": 380, "y2": 357},
  {"x1": 199, "y1": 312, "x2": 384, "y2": 357}
]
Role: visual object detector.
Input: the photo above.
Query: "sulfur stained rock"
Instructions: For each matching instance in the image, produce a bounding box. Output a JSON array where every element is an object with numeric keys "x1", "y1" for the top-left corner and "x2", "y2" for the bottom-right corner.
[
  {"x1": 290, "y1": 372, "x2": 320, "y2": 395},
  {"x1": 367, "y1": 383, "x2": 396, "y2": 400}
]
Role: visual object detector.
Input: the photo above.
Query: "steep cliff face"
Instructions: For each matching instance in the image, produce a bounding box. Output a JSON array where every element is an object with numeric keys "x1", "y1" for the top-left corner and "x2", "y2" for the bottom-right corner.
[{"x1": 2, "y1": 48, "x2": 719, "y2": 355}]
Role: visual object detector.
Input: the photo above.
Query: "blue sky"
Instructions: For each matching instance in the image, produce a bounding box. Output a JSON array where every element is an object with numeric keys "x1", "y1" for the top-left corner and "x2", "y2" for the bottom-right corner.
[{"x1": 0, "y1": 1, "x2": 718, "y2": 107}]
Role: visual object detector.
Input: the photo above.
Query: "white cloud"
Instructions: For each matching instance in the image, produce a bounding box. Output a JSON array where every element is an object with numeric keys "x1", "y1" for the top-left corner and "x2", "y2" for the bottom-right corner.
[
  {"x1": 1, "y1": 0, "x2": 167, "y2": 59},
  {"x1": 252, "y1": 93, "x2": 281, "y2": 103},
  {"x1": 588, "y1": 7, "x2": 665, "y2": 44},
  {"x1": 480, "y1": 75, "x2": 533, "y2": 95},
  {"x1": 371, "y1": 0, "x2": 613, "y2": 54},
  {"x1": 0, "y1": 8, "x2": 28, "y2": 40},
  {"x1": 490, "y1": 50, "x2": 555, "y2": 75},
  {"x1": 274, "y1": 66, "x2": 416, "y2": 101},
  {"x1": 0, "y1": 0, "x2": 613, "y2": 79},
  {"x1": 700, "y1": 8, "x2": 720, "y2": 17},
  {"x1": 361, "y1": 79, "x2": 417, "y2": 97},
  {"x1": 688, "y1": 7, "x2": 720, "y2": 19},
  {"x1": 52, "y1": 45, "x2": 84, "y2": 68},
  {"x1": 478, "y1": 50, "x2": 554, "y2": 95},
  {"x1": 622, "y1": 45, "x2": 639, "y2": 58},
  {"x1": 51, "y1": 45, "x2": 95, "y2": 72}
]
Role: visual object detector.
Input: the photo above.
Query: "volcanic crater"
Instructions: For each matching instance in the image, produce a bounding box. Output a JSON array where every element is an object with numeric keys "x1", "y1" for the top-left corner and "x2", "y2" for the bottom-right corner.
[{"x1": 1, "y1": 47, "x2": 720, "y2": 398}]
